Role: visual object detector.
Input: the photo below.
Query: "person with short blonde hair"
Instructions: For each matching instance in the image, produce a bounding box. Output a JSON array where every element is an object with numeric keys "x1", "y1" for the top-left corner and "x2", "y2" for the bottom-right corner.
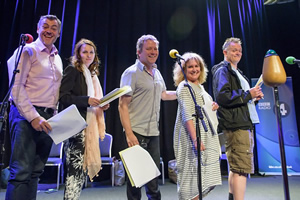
[
  {"x1": 172, "y1": 52, "x2": 221, "y2": 200},
  {"x1": 119, "y1": 34, "x2": 176, "y2": 200},
  {"x1": 173, "y1": 52, "x2": 208, "y2": 86},
  {"x1": 136, "y1": 34, "x2": 159, "y2": 58}
]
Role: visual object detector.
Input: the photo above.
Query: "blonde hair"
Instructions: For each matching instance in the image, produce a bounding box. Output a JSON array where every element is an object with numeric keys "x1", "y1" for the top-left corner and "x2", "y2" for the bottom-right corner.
[{"x1": 173, "y1": 52, "x2": 208, "y2": 86}]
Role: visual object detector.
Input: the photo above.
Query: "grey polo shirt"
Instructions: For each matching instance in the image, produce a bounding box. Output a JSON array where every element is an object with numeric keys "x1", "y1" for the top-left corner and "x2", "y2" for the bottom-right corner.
[{"x1": 120, "y1": 59, "x2": 167, "y2": 136}]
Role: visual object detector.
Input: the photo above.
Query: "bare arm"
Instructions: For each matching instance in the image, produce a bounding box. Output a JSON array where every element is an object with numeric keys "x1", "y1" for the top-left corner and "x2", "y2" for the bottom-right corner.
[
  {"x1": 185, "y1": 120, "x2": 205, "y2": 151},
  {"x1": 118, "y1": 95, "x2": 139, "y2": 147},
  {"x1": 161, "y1": 90, "x2": 177, "y2": 101}
]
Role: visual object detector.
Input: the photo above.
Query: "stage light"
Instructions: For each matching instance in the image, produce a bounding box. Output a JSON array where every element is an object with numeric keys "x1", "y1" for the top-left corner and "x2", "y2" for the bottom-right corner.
[{"x1": 264, "y1": 0, "x2": 295, "y2": 5}]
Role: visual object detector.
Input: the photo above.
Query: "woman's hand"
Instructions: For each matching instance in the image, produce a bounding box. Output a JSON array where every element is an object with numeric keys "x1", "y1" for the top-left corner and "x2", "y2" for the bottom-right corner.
[
  {"x1": 212, "y1": 102, "x2": 219, "y2": 111},
  {"x1": 193, "y1": 139, "x2": 206, "y2": 151},
  {"x1": 101, "y1": 104, "x2": 110, "y2": 111},
  {"x1": 88, "y1": 97, "x2": 101, "y2": 107}
]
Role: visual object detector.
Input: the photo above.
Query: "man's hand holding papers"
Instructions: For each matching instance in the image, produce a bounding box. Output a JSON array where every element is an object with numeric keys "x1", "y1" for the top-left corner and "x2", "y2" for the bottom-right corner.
[
  {"x1": 47, "y1": 105, "x2": 87, "y2": 144},
  {"x1": 119, "y1": 145, "x2": 160, "y2": 188}
]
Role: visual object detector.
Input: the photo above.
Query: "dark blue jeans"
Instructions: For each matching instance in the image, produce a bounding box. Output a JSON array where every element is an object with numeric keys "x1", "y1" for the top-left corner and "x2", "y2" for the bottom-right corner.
[
  {"x1": 126, "y1": 132, "x2": 161, "y2": 200},
  {"x1": 5, "y1": 105, "x2": 53, "y2": 200}
]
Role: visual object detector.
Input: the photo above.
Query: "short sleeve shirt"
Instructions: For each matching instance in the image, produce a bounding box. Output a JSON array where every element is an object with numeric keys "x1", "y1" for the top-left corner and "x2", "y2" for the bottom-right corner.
[{"x1": 120, "y1": 59, "x2": 167, "y2": 136}]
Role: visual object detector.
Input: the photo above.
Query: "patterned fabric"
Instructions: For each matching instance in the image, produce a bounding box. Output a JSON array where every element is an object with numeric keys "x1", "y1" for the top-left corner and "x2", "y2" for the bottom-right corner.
[
  {"x1": 63, "y1": 66, "x2": 106, "y2": 200},
  {"x1": 64, "y1": 133, "x2": 86, "y2": 200},
  {"x1": 173, "y1": 81, "x2": 222, "y2": 200}
]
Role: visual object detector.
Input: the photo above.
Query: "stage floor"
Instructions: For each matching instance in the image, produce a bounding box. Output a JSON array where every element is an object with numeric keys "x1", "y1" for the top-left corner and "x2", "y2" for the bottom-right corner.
[{"x1": 1, "y1": 175, "x2": 300, "y2": 199}]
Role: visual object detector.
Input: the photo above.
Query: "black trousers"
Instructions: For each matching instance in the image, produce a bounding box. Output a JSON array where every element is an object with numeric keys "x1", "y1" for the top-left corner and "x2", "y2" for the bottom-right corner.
[{"x1": 126, "y1": 132, "x2": 161, "y2": 200}]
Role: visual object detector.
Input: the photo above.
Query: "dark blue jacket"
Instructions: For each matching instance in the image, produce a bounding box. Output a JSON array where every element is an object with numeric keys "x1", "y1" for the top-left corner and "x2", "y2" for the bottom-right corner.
[{"x1": 211, "y1": 61, "x2": 253, "y2": 131}]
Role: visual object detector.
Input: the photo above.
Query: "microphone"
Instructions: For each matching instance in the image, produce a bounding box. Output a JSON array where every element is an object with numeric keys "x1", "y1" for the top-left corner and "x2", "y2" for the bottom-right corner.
[
  {"x1": 262, "y1": 49, "x2": 286, "y2": 87},
  {"x1": 169, "y1": 49, "x2": 185, "y2": 60},
  {"x1": 285, "y1": 56, "x2": 300, "y2": 65},
  {"x1": 21, "y1": 34, "x2": 34, "y2": 43}
]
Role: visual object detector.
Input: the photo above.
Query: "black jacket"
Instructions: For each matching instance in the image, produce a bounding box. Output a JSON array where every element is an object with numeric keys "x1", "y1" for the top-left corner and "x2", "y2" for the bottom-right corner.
[
  {"x1": 59, "y1": 65, "x2": 89, "y2": 119},
  {"x1": 211, "y1": 61, "x2": 253, "y2": 131}
]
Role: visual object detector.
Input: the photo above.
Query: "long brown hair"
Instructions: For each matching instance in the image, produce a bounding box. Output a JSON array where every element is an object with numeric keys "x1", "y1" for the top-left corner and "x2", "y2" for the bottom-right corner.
[{"x1": 70, "y1": 38, "x2": 101, "y2": 76}]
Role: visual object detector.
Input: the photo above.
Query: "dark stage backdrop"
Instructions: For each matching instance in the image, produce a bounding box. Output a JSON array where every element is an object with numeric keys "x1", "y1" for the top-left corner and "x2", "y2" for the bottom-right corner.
[{"x1": 1, "y1": 0, "x2": 300, "y2": 171}]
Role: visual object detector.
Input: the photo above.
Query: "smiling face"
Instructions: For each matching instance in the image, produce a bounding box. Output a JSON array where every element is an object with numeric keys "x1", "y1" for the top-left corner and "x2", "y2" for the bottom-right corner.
[
  {"x1": 223, "y1": 42, "x2": 242, "y2": 68},
  {"x1": 79, "y1": 44, "x2": 95, "y2": 68},
  {"x1": 37, "y1": 18, "x2": 60, "y2": 51},
  {"x1": 185, "y1": 58, "x2": 201, "y2": 84},
  {"x1": 137, "y1": 40, "x2": 159, "y2": 68}
]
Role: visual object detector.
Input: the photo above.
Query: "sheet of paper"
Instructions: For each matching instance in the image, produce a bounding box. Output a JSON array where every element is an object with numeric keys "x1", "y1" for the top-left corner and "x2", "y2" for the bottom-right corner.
[
  {"x1": 47, "y1": 104, "x2": 87, "y2": 144},
  {"x1": 252, "y1": 74, "x2": 264, "y2": 102},
  {"x1": 255, "y1": 74, "x2": 263, "y2": 87},
  {"x1": 119, "y1": 145, "x2": 161, "y2": 188},
  {"x1": 99, "y1": 86, "x2": 132, "y2": 107},
  {"x1": 201, "y1": 91, "x2": 218, "y2": 135}
]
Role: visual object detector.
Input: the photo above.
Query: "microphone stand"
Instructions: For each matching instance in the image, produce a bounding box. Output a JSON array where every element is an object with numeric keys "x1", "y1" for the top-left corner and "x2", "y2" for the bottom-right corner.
[
  {"x1": 273, "y1": 86, "x2": 290, "y2": 200},
  {"x1": 176, "y1": 58, "x2": 208, "y2": 200},
  {"x1": 0, "y1": 35, "x2": 26, "y2": 168}
]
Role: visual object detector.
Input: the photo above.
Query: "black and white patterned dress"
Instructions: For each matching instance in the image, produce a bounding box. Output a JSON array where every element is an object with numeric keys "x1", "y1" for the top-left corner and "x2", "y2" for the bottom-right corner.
[
  {"x1": 64, "y1": 132, "x2": 86, "y2": 200},
  {"x1": 173, "y1": 81, "x2": 222, "y2": 200}
]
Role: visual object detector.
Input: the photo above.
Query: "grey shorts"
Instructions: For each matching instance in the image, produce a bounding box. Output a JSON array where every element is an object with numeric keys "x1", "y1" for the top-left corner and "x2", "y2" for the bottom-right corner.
[{"x1": 223, "y1": 129, "x2": 254, "y2": 174}]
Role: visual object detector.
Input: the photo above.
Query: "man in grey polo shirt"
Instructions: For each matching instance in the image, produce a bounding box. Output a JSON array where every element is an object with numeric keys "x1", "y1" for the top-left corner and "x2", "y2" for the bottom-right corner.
[{"x1": 119, "y1": 34, "x2": 176, "y2": 200}]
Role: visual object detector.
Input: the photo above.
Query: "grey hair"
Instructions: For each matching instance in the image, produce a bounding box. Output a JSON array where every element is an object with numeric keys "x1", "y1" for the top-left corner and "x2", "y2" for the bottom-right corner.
[
  {"x1": 38, "y1": 15, "x2": 62, "y2": 33},
  {"x1": 222, "y1": 37, "x2": 242, "y2": 51}
]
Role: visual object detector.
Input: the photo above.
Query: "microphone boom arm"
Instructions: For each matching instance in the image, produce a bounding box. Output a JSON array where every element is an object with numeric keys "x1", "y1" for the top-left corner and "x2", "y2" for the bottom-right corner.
[{"x1": 0, "y1": 34, "x2": 27, "y2": 140}]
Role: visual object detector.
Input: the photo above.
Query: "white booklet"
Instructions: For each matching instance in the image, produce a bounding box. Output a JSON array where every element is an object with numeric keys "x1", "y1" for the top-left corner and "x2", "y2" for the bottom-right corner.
[
  {"x1": 119, "y1": 145, "x2": 161, "y2": 188},
  {"x1": 200, "y1": 85, "x2": 218, "y2": 135},
  {"x1": 255, "y1": 74, "x2": 264, "y2": 87},
  {"x1": 47, "y1": 104, "x2": 87, "y2": 144},
  {"x1": 252, "y1": 74, "x2": 264, "y2": 102},
  {"x1": 99, "y1": 86, "x2": 132, "y2": 107}
]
